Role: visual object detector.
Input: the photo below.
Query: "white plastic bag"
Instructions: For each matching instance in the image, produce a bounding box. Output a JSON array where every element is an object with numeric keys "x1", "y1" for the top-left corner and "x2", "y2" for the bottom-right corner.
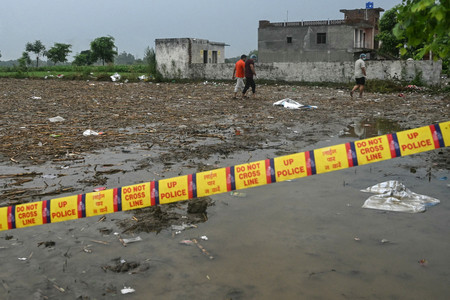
[
  {"x1": 361, "y1": 180, "x2": 440, "y2": 213},
  {"x1": 273, "y1": 98, "x2": 317, "y2": 109},
  {"x1": 110, "y1": 72, "x2": 121, "y2": 82}
]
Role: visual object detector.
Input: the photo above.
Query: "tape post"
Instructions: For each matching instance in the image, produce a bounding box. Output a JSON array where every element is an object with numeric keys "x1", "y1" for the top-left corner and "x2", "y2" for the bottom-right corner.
[{"x1": 1, "y1": 121, "x2": 449, "y2": 231}]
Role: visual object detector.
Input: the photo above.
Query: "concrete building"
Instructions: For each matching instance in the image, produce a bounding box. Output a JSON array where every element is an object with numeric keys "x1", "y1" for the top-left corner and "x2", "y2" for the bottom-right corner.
[
  {"x1": 155, "y1": 38, "x2": 227, "y2": 77},
  {"x1": 258, "y1": 5, "x2": 384, "y2": 63}
]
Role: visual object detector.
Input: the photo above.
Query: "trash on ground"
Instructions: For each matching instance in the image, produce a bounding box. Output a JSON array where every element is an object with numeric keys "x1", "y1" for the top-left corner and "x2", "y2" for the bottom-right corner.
[
  {"x1": 103, "y1": 258, "x2": 140, "y2": 273},
  {"x1": 171, "y1": 223, "x2": 196, "y2": 231},
  {"x1": 110, "y1": 73, "x2": 121, "y2": 82},
  {"x1": 230, "y1": 191, "x2": 246, "y2": 198},
  {"x1": 138, "y1": 75, "x2": 148, "y2": 81},
  {"x1": 83, "y1": 129, "x2": 104, "y2": 136},
  {"x1": 42, "y1": 174, "x2": 57, "y2": 179},
  {"x1": 93, "y1": 187, "x2": 107, "y2": 192},
  {"x1": 121, "y1": 287, "x2": 135, "y2": 294},
  {"x1": 192, "y1": 238, "x2": 214, "y2": 260},
  {"x1": 361, "y1": 180, "x2": 440, "y2": 213},
  {"x1": 201, "y1": 235, "x2": 208, "y2": 241},
  {"x1": 18, "y1": 257, "x2": 27, "y2": 261},
  {"x1": 179, "y1": 239, "x2": 194, "y2": 245},
  {"x1": 418, "y1": 259, "x2": 428, "y2": 266},
  {"x1": 273, "y1": 98, "x2": 318, "y2": 109},
  {"x1": 380, "y1": 239, "x2": 390, "y2": 244},
  {"x1": 37, "y1": 241, "x2": 55, "y2": 247},
  {"x1": 406, "y1": 85, "x2": 422, "y2": 90},
  {"x1": 121, "y1": 236, "x2": 142, "y2": 245},
  {"x1": 48, "y1": 116, "x2": 65, "y2": 122},
  {"x1": 31, "y1": 96, "x2": 42, "y2": 100}
]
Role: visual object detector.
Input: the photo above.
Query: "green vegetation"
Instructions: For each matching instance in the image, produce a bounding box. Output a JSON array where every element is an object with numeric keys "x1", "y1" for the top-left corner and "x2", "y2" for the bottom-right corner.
[
  {"x1": 394, "y1": 0, "x2": 449, "y2": 60},
  {"x1": 46, "y1": 43, "x2": 72, "y2": 65},
  {"x1": 376, "y1": 5, "x2": 404, "y2": 58},
  {"x1": 0, "y1": 64, "x2": 155, "y2": 82},
  {"x1": 25, "y1": 40, "x2": 46, "y2": 67},
  {"x1": 392, "y1": 0, "x2": 449, "y2": 75},
  {"x1": 90, "y1": 36, "x2": 118, "y2": 66}
]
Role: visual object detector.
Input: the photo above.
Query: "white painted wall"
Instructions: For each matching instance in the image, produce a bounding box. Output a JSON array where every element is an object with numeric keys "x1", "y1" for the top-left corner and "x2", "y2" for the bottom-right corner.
[{"x1": 165, "y1": 60, "x2": 442, "y2": 86}]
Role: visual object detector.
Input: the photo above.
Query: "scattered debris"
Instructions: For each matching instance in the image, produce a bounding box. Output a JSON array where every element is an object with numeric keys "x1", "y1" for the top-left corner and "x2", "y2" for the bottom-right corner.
[
  {"x1": 138, "y1": 75, "x2": 148, "y2": 81},
  {"x1": 48, "y1": 116, "x2": 65, "y2": 122},
  {"x1": 102, "y1": 257, "x2": 140, "y2": 273},
  {"x1": 121, "y1": 236, "x2": 143, "y2": 245},
  {"x1": 171, "y1": 223, "x2": 196, "y2": 231},
  {"x1": 418, "y1": 259, "x2": 428, "y2": 266},
  {"x1": 179, "y1": 240, "x2": 194, "y2": 245},
  {"x1": 110, "y1": 73, "x2": 121, "y2": 82},
  {"x1": 192, "y1": 238, "x2": 214, "y2": 260},
  {"x1": 121, "y1": 287, "x2": 135, "y2": 295},
  {"x1": 230, "y1": 191, "x2": 246, "y2": 198},
  {"x1": 93, "y1": 187, "x2": 107, "y2": 192},
  {"x1": 37, "y1": 241, "x2": 55, "y2": 248},
  {"x1": 83, "y1": 130, "x2": 104, "y2": 136}
]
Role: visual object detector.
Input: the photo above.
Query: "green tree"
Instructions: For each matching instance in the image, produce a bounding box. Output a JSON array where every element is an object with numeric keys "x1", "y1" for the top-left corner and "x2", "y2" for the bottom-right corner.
[
  {"x1": 115, "y1": 51, "x2": 136, "y2": 65},
  {"x1": 394, "y1": 0, "x2": 449, "y2": 60},
  {"x1": 248, "y1": 49, "x2": 258, "y2": 58},
  {"x1": 90, "y1": 36, "x2": 117, "y2": 65},
  {"x1": 376, "y1": 5, "x2": 402, "y2": 58},
  {"x1": 144, "y1": 47, "x2": 157, "y2": 73},
  {"x1": 46, "y1": 43, "x2": 72, "y2": 65},
  {"x1": 18, "y1": 52, "x2": 32, "y2": 70},
  {"x1": 25, "y1": 40, "x2": 46, "y2": 67},
  {"x1": 72, "y1": 50, "x2": 94, "y2": 66},
  {"x1": 143, "y1": 46, "x2": 163, "y2": 80}
]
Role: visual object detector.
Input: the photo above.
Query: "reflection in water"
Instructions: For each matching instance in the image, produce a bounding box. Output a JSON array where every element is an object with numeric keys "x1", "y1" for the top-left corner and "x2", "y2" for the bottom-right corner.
[{"x1": 343, "y1": 118, "x2": 403, "y2": 139}]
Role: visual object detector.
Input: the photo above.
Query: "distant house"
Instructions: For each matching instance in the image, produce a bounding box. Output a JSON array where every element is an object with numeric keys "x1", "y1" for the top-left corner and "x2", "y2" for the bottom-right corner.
[
  {"x1": 155, "y1": 38, "x2": 227, "y2": 76},
  {"x1": 258, "y1": 5, "x2": 384, "y2": 63}
]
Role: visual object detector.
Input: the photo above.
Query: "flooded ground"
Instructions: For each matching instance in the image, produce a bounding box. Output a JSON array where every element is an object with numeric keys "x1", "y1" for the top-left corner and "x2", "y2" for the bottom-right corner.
[{"x1": 0, "y1": 78, "x2": 449, "y2": 299}]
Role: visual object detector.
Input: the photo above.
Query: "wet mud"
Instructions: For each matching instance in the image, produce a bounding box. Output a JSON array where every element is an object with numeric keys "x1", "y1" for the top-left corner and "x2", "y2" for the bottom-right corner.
[{"x1": 0, "y1": 78, "x2": 449, "y2": 299}]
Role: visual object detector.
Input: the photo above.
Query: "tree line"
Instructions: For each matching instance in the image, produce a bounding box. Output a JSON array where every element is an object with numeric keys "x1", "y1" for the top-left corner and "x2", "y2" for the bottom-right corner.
[
  {"x1": 1, "y1": 36, "x2": 152, "y2": 68},
  {"x1": 16, "y1": 36, "x2": 120, "y2": 68}
]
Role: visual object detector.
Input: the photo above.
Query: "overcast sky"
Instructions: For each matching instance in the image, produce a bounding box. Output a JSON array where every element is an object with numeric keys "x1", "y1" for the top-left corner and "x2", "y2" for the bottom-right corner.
[{"x1": 0, "y1": 0, "x2": 402, "y2": 61}]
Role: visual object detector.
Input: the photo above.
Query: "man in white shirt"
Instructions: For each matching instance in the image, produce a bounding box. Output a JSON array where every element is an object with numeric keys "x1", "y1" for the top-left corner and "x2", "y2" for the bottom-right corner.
[{"x1": 351, "y1": 53, "x2": 367, "y2": 98}]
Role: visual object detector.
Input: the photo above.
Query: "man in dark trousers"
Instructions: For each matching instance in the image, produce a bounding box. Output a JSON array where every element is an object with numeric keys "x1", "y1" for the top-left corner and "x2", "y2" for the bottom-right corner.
[
  {"x1": 242, "y1": 54, "x2": 257, "y2": 99},
  {"x1": 351, "y1": 53, "x2": 367, "y2": 98}
]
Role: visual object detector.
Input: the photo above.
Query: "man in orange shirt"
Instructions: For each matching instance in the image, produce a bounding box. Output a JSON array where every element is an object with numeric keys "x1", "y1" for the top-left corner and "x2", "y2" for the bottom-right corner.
[{"x1": 232, "y1": 55, "x2": 247, "y2": 98}]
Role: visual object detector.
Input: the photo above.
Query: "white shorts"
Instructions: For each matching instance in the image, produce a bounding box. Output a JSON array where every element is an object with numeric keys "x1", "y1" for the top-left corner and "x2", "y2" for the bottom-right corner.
[{"x1": 234, "y1": 77, "x2": 245, "y2": 92}]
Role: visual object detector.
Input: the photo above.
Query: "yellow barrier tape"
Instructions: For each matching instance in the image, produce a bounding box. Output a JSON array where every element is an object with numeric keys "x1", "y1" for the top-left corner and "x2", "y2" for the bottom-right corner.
[{"x1": 1, "y1": 121, "x2": 449, "y2": 231}]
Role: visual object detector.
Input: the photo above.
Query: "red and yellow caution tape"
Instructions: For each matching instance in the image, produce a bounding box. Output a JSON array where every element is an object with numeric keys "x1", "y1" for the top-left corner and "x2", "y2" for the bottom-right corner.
[{"x1": 1, "y1": 121, "x2": 449, "y2": 231}]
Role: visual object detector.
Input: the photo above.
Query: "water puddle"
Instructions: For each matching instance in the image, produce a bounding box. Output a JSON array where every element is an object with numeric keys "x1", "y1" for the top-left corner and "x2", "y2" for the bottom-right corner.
[{"x1": 341, "y1": 117, "x2": 403, "y2": 139}]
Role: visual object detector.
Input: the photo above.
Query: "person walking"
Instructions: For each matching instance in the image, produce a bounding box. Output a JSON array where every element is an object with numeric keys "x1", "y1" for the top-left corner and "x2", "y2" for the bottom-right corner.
[
  {"x1": 232, "y1": 55, "x2": 247, "y2": 98},
  {"x1": 242, "y1": 54, "x2": 257, "y2": 99},
  {"x1": 351, "y1": 53, "x2": 367, "y2": 98}
]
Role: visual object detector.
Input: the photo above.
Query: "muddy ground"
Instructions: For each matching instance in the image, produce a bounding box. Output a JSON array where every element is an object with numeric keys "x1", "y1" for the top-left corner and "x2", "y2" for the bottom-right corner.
[{"x1": 0, "y1": 78, "x2": 449, "y2": 299}]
